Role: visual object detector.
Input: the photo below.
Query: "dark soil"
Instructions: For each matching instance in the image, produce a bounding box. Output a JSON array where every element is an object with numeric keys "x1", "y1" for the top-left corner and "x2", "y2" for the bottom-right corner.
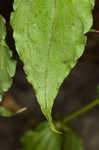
[{"x1": 0, "y1": 0, "x2": 99, "y2": 150}]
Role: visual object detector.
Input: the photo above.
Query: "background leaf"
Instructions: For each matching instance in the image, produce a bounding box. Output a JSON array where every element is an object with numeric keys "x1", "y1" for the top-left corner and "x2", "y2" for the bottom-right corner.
[
  {"x1": 63, "y1": 125, "x2": 83, "y2": 150},
  {"x1": 20, "y1": 121, "x2": 83, "y2": 150},
  {"x1": 0, "y1": 106, "x2": 13, "y2": 117},
  {"x1": 0, "y1": 15, "x2": 16, "y2": 101},
  {"x1": 20, "y1": 122, "x2": 62, "y2": 150},
  {"x1": 11, "y1": 0, "x2": 94, "y2": 127}
]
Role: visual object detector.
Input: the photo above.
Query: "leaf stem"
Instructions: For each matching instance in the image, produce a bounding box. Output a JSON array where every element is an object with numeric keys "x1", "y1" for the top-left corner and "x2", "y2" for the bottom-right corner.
[
  {"x1": 89, "y1": 29, "x2": 99, "y2": 33},
  {"x1": 63, "y1": 99, "x2": 99, "y2": 124}
]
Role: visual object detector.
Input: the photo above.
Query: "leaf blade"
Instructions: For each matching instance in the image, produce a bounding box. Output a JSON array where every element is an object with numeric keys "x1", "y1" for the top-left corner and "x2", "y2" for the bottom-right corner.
[
  {"x1": 0, "y1": 15, "x2": 16, "y2": 101},
  {"x1": 20, "y1": 122, "x2": 83, "y2": 150},
  {"x1": 0, "y1": 106, "x2": 13, "y2": 117},
  {"x1": 11, "y1": 0, "x2": 94, "y2": 128}
]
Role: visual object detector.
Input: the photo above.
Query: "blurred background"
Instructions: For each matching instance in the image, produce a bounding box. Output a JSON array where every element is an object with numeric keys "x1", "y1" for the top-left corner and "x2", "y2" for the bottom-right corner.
[{"x1": 0, "y1": 0, "x2": 99, "y2": 150}]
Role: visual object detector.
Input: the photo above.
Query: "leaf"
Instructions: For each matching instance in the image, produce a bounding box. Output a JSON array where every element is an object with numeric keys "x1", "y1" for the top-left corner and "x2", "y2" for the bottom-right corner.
[
  {"x1": 20, "y1": 122, "x2": 62, "y2": 150},
  {"x1": 0, "y1": 15, "x2": 16, "y2": 101},
  {"x1": 0, "y1": 106, "x2": 27, "y2": 117},
  {"x1": 63, "y1": 125, "x2": 83, "y2": 150},
  {"x1": 0, "y1": 106, "x2": 13, "y2": 117},
  {"x1": 20, "y1": 121, "x2": 83, "y2": 150},
  {"x1": 11, "y1": 0, "x2": 94, "y2": 128}
]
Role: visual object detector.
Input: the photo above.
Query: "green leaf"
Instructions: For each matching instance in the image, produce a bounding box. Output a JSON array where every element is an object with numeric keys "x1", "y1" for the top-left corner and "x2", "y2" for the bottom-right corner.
[
  {"x1": 63, "y1": 125, "x2": 83, "y2": 150},
  {"x1": 10, "y1": 0, "x2": 94, "y2": 128},
  {"x1": 20, "y1": 122, "x2": 62, "y2": 150},
  {"x1": 0, "y1": 106, "x2": 13, "y2": 117},
  {"x1": 0, "y1": 106, "x2": 27, "y2": 117},
  {"x1": 0, "y1": 15, "x2": 16, "y2": 101},
  {"x1": 20, "y1": 121, "x2": 83, "y2": 150}
]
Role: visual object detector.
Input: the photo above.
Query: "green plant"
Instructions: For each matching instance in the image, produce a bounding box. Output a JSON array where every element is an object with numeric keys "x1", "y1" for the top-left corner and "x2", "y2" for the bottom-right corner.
[
  {"x1": 0, "y1": 0, "x2": 98, "y2": 149},
  {"x1": 19, "y1": 121, "x2": 83, "y2": 150}
]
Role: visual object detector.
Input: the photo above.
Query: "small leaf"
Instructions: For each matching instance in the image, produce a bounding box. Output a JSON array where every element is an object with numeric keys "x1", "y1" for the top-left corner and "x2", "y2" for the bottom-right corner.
[
  {"x1": 0, "y1": 106, "x2": 27, "y2": 117},
  {"x1": 0, "y1": 106, "x2": 13, "y2": 117},
  {"x1": 20, "y1": 121, "x2": 83, "y2": 150},
  {"x1": 0, "y1": 15, "x2": 16, "y2": 101},
  {"x1": 11, "y1": 0, "x2": 94, "y2": 128}
]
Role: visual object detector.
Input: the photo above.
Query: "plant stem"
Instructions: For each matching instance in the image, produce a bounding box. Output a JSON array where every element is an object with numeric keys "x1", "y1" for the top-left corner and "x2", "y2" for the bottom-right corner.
[
  {"x1": 89, "y1": 29, "x2": 99, "y2": 33},
  {"x1": 63, "y1": 99, "x2": 99, "y2": 124}
]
